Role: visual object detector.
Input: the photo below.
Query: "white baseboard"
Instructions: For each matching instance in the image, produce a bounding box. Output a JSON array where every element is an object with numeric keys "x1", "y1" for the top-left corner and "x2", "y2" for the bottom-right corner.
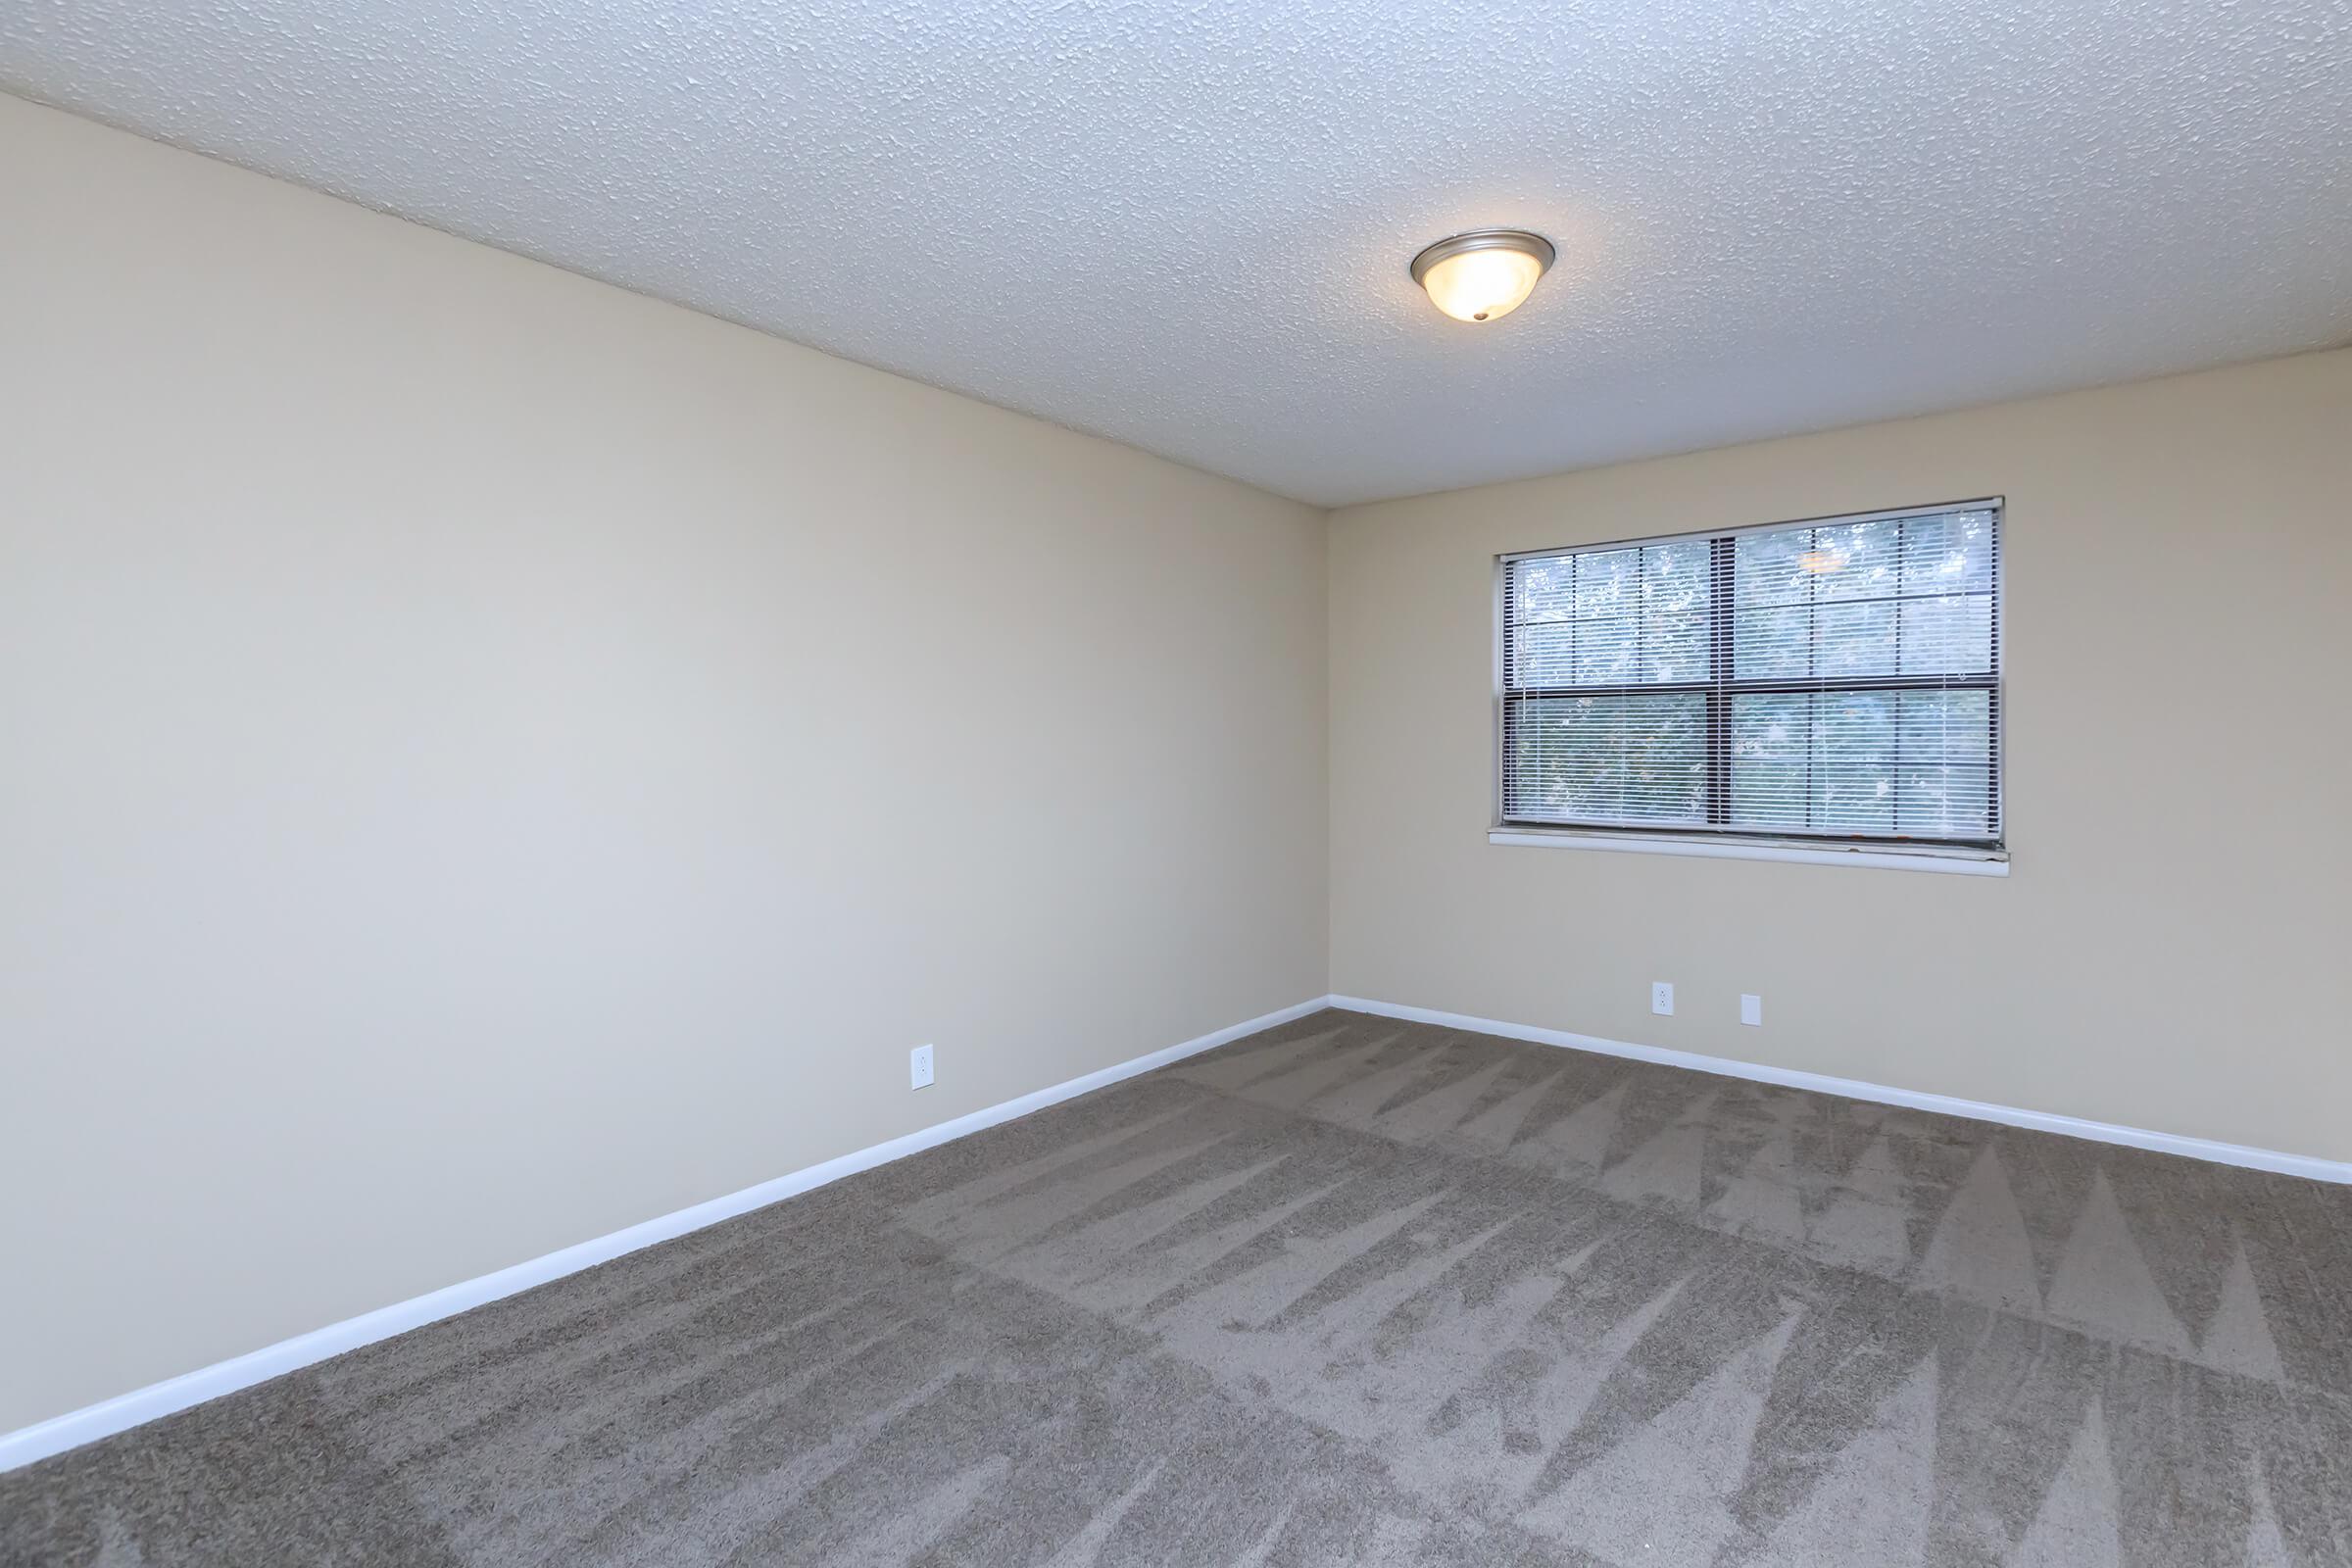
[
  {"x1": 1328, "y1": 995, "x2": 2352, "y2": 1186},
  {"x1": 0, "y1": 996, "x2": 1332, "y2": 1474}
]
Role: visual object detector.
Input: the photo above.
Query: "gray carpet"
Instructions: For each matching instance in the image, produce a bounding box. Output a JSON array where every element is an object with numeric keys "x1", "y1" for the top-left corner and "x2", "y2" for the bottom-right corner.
[{"x1": 7, "y1": 1008, "x2": 2351, "y2": 1566}]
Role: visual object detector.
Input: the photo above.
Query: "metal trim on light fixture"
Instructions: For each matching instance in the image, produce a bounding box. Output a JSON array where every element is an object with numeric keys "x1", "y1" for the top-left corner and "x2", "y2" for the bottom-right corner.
[{"x1": 1408, "y1": 228, "x2": 1556, "y2": 287}]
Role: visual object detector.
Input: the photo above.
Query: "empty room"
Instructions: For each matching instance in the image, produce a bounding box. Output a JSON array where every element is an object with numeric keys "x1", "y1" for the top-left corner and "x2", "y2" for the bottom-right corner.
[{"x1": 3, "y1": 1, "x2": 2349, "y2": 1563}]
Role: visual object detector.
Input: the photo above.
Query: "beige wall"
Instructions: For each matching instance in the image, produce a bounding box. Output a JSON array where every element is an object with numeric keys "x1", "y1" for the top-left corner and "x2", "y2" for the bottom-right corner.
[
  {"x1": 1330, "y1": 349, "x2": 2352, "y2": 1166},
  {"x1": 0, "y1": 96, "x2": 1327, "y2": 1433}
]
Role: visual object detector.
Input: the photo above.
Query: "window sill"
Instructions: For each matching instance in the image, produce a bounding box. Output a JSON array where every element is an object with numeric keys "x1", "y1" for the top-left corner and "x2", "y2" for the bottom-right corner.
[{"x1": 1487, "y1": 827, "x2": 2009, "y2": 876}]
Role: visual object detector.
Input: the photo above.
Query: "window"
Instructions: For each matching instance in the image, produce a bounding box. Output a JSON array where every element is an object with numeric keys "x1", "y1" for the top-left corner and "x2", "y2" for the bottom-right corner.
[{"x1": 1496, "y1": 500, "x2": 2002, "y2": 861}]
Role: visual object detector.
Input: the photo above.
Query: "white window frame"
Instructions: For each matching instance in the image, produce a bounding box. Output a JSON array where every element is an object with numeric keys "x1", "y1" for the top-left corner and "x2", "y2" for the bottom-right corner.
[{"x1": 1490, "y1": 498, "x2": 2008, "y2": 875}]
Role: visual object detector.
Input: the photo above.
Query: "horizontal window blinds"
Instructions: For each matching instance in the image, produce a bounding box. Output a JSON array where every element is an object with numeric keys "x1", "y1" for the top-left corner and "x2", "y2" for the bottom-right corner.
[{"x1": 1500, "y1": 502, "x2": 2001, "y2": 846}]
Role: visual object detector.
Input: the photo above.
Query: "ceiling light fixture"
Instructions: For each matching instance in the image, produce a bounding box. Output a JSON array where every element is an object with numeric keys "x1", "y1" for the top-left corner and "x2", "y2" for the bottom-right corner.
[{"x1": 1409, "y1": 228, "x2": 1556, "y2": 323}]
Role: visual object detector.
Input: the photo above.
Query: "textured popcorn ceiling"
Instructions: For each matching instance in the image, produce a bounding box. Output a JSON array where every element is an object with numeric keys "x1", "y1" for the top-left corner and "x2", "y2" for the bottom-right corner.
[{"x1": 5, "y1": 1, "x2": 2349, "y2": 506}]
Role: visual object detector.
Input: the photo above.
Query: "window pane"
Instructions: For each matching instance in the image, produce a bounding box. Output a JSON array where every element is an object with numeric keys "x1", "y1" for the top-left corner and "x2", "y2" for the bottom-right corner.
[
  {"x1": 1575, "y1": 548, "x2": 1640, "y2": 618},
  {"x1": 1642, "y1": 541, "x2": 1711, "y2": 682},
  {"x1": 1510, "y1": 618, "x2": 1571, "y2": 685},
  {"x1": 1574, "y1": 611, "x2": 1638, "y2": 684},
  {"x1": 1896, "y1": 690, "x2": 1994, "y2": 836},
  {"x1": 1643, "y1": 540, "x2": 1711, "y2": 612},
  {"x1": 1734, "y1": 527, "x2": 1814, "y2": 609},
  {"x1": 1816, "y1": 600, "x2": 1896, "y2": 676},
  {"x1": 1899, "y1": 510, "x2": 1995, "y2": 596},
  {"x1": 1730, "y1": 693, "x2": 1809, "y2": 827},
  {"x1": 1734, "y1": 606, "x2": 1811, "y2": 678},
  {"x1": 1898, "y1": 594, "x2": 1994, "y2": 674},
  {"x1": 1813, "y1": 692, "x2": 1896, "y2": 832},
  {"x1": 1645, "y1": 611, "x2": 1709, "y2": 684},
  {"x1": 1506, "y1": 694, "x2": 1706, "y2": 825},
  {"x1": 1809, "y1": 517, "x2": 1900, "y2": 602}
]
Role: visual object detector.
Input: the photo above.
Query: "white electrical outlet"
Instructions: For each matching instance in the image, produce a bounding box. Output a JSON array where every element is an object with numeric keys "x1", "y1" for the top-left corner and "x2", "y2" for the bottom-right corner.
[
  {"x1": 1740, "y1": 994, "x2": 1763, "y2": 1027},
  {"x1": 1650, "y1": 981, "x2": 1674, "y2": 1016},
  {"x1": 909, "y1": 1044, "x2": 935, "y2": 1090}
]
